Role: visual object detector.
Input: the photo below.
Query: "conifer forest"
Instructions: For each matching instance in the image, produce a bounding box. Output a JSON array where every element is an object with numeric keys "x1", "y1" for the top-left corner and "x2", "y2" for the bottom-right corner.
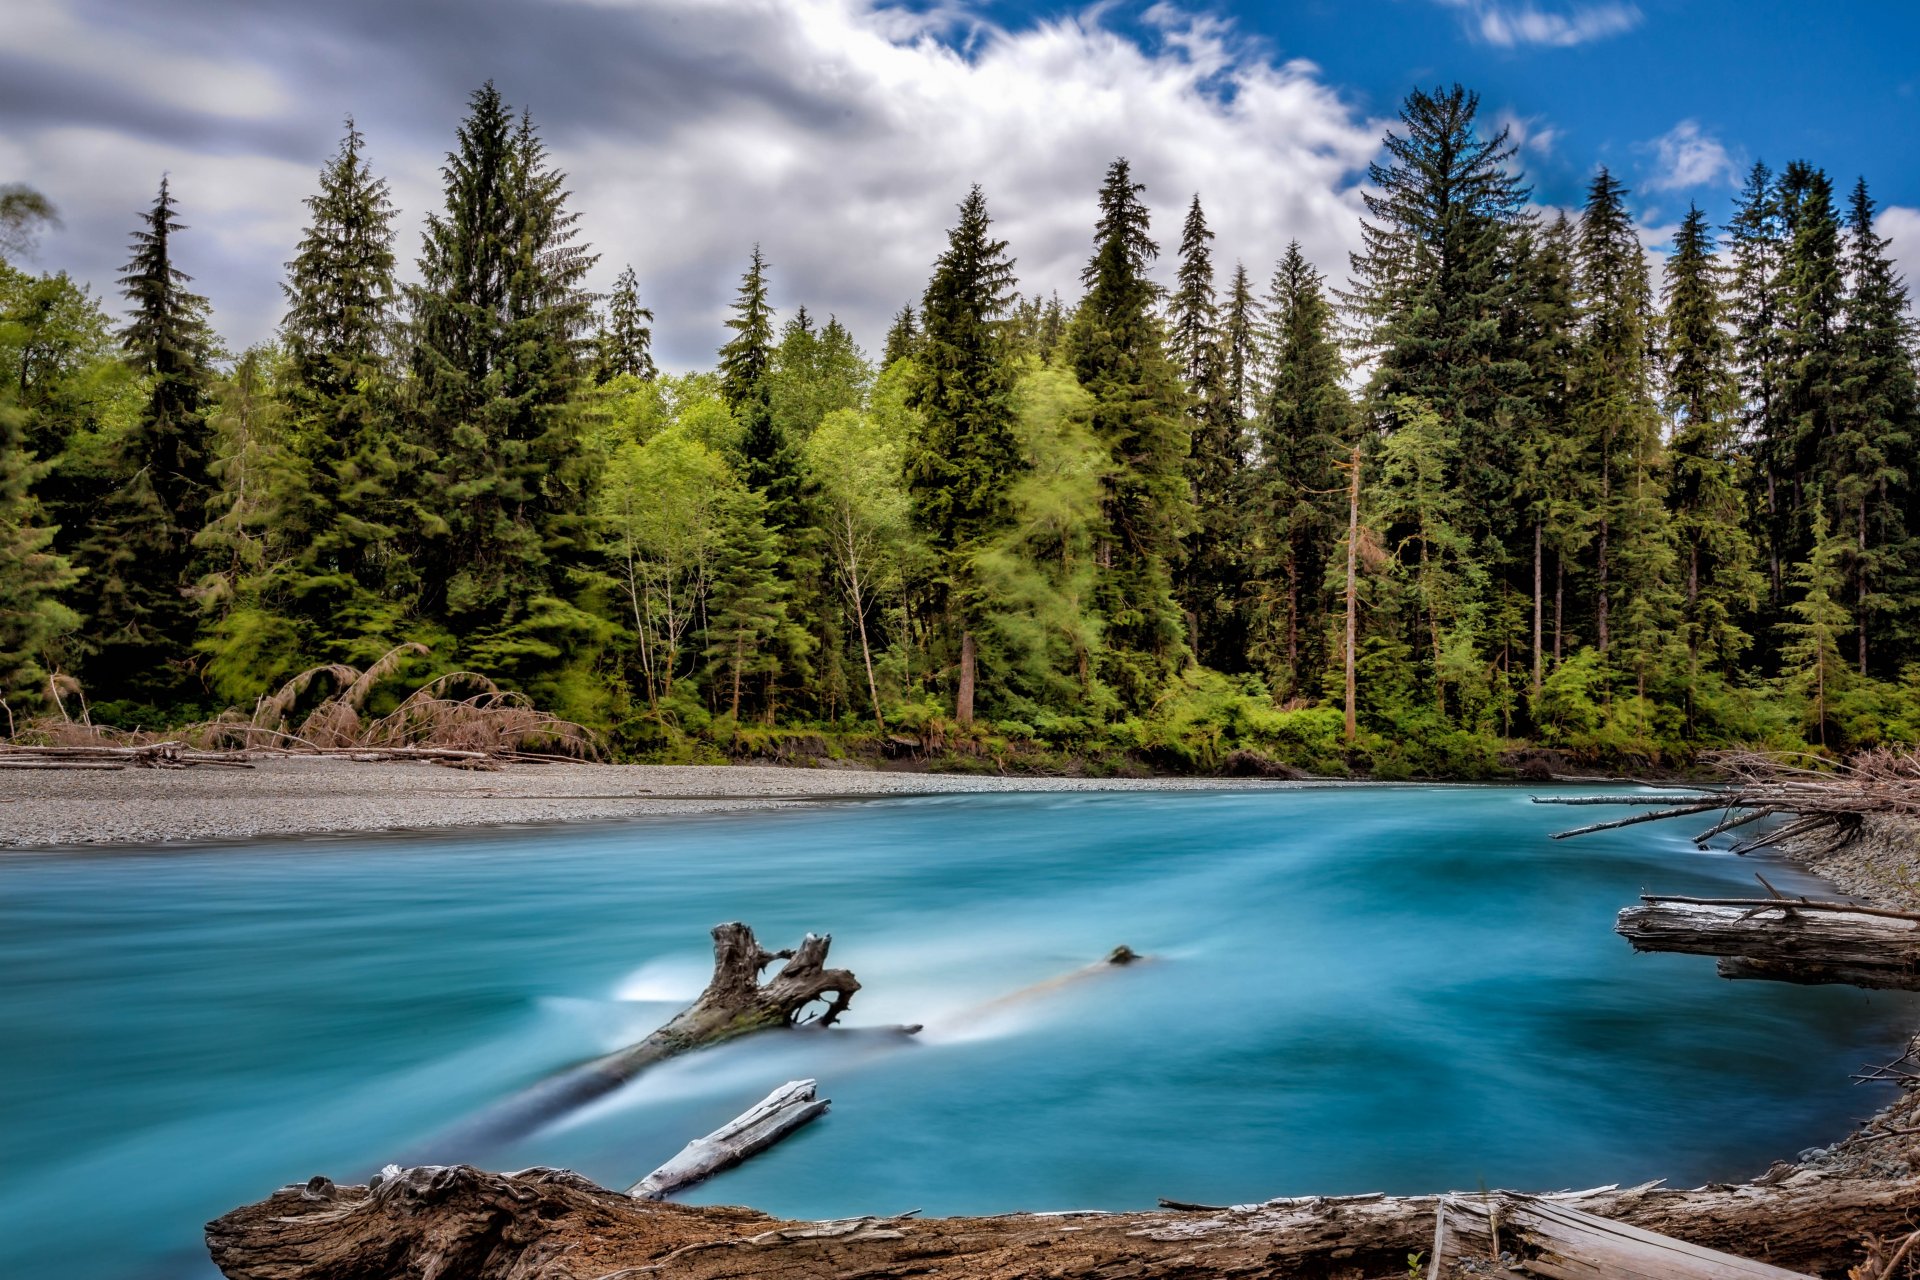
[{"x1": 3, "y1": 82, "x2": 1917, "y2": 777}]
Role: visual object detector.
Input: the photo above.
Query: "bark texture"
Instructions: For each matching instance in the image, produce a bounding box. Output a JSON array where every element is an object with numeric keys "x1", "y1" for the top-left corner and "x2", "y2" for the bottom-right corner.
[{"x1": 1617, "y1": 897, "x2": 1920, "y2": 991}]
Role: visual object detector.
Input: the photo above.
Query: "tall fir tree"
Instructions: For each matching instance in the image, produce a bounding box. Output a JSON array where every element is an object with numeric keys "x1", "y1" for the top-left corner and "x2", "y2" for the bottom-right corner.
[
  {"x1": 882, "y1": 303, "x2": 919, "y2": 368},
  {"x1": 1661, "y1": 206, "x2": 1758, "y2": 677},
  {"x1": 718, "y1": 246, "x2": 804, "y2": 528},
  {"x1": 1779, "y1": 507, "x2": 1851, "y2": 745},
  {"x1": 408, "y1": 85, "x2": 602, "y2": 701},
  {"x1": 905, "y1": 185, "x2": 1022, "y2": 725},
  {"x1": 1221, "y1": 262, "x2": 1262, "y2": 421},
  {"x1": 1726, "y1": 161, "x2": 1791, "y2": 602},
  {"x1": 83, "y1": 176, "x2": 218, "y2": 707},
  {"x1": 1253, "y1": 242, "x2": 1351, "y2": 697},
  {"x1": 595, "y1": 264, "x2": 655, "y2": 382},
  {"x1": 1832, "y1": 178, "x2": 1919, "y2": 673},
  {"x1": 256, "y1": 118, "x2": 405, "y2": 667},
  {"x1": 1167, "y1": 194, "x2": 1217, "y2": 388},
  {"x1": 1067, "y1": 158, "x2": 1192, "y2": 705},
  {"x1": 1779, "y1": 161, "x2": 1846, "y2": 574},
  {"x1": 1570, "y1": 168, "x2": 1676, "y2": 694}
]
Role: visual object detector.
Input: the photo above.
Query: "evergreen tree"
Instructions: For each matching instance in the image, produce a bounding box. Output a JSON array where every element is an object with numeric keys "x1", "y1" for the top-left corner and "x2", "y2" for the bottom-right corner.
[
  {"x1": 1253, "y1": 242, "x2": 1351, "y2": 697},
  {"x1": 251, "y1": 118, "x2": 405, "y2": 668},
  {"x1": 905, "y1": 185, "x2": 1022, "y2": 725},
  {"x1": 1780, "y1": 162, "x2": 1846, "y2": 571},
  {"x1": 882, "y1": 303, "x2": 919, "y2": 368},
  {"x1": 718, "y1": 246, "x2": 804, "y2": 526},
  {"x1": 595, "y1": 264, "x2": 655, "y2": 382},
  {"x1": 1167, "y1": 194, "x2": 1217, "y2": 388},
  {"x1": 409, "y1": 85, "x2": 602, "y2": 702},
  {"x1": 0, "y1": 387, "x2": 79, "y2": 712},
  {"x1": 1726, "y1": 161, "x2": 1791, "y2": 602},
  {"x1": 1221, "y1": 262, "x2": 1262, "y2": 421},
  {"x1": 1833, "y1": 178, "x2": 1919, "y2": 673},
  {"x1": 83, "y1": 176, "x2": 218, "y2": 707},
  {"x1": 1067, "y1": 158, "x2": 1191, "y2": 705},
  {"x1": 1660, "y1": 206, "x2": 1759, "y2": 689},
  {"x1": 1779, "y1": 507, "x2": 1851, "y2": 745},
  {"x1": 702, "y1": 488, "x2": 800, "y2": 723}
]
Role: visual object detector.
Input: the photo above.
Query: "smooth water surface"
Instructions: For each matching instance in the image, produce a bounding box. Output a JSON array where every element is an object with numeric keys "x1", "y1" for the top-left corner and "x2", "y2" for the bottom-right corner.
[{"x1": 3, "y1": 786, "x2": 1915, "y2": 1280}]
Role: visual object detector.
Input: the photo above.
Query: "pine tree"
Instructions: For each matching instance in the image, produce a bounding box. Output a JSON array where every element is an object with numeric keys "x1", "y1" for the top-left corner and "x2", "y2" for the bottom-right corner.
[
  {"x1": 882, "y1": 303, "x2": 919, "y2": 368},
  {"x1": 1832, "y1": 178, "x2": 1919, "y2": 674},
  {"x1": 1780, "y1": 162, "x2": 1846, "y2": 572},
  {"x1": 595, "y1": 264, "x2": 655, "y2": 382},
  {"x1": 703, "y1": 488, "x2": 798, "y2": 723},
  {"x1": 82, "y1": 176, "x2": 218, "y2": 707},
  {"x1": 905, "y1": 185, "x2": 1022, "y2": 725},
  {"x1": 409, "y1": 85, "x2": 602, "y2": 701},
  {"x1": 1661, "y1": 206, "x2": 1759, "y2": 689},
  {"x1": 718, "y1": 246, "x2": 805, "y2": 527},
  {"x1": 1779, "y1": 507, "x2": 1851, "y2": 746},
  {"x1": 1067, "y1": 158, "x2": 1191, "y2": 705},
  {"x1": 1253, "y1": 242, "x2": 1351, "y2": 697},
  {"x1": 718, "y1": 245, "x2": 775, "y2": 409}
]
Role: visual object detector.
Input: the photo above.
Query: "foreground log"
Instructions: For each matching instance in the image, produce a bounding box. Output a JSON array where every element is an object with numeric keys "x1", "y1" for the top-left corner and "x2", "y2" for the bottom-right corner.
[
  {"x1": 406, "y1": 923, "x2": 862, "y2": 1157},
  {"x1": 1617, "y1": 896, "x2": 1920, "y2": 991},
  {"x1": 629, "y1": 1079, "x2": 830, "y2": 1200},
  {"x1": 1435, "y1": 1192, "x2": 1815, "y2": 1278},
  {"x1": 206, "y1": 1160, "x2": 1914, "y2": 1280}
]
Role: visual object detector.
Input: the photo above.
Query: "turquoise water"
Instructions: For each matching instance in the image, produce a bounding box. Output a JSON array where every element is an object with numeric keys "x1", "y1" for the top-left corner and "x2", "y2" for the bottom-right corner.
[{"x1": 2, "y1": 786, "x2": 1914, "y2": 1280}]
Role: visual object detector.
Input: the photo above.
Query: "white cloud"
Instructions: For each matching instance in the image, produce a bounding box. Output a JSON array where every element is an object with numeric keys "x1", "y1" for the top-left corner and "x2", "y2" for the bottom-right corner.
[
  {"x1": 1642, "y1": 119, "x2": 1739, "y2": 193},
  {"x1": 1436, "y1": 1, "x2": 1642, "y2": 48},
  {"x1": 1495, "y1": 110, "x2": 1562, "y2": 158},
  {"x1": 4, "y1": 0, "x2": 1387, "y2": 371},
  {"x1": 1881, "y1": 206, "x2": 1920, "y2": 299}
]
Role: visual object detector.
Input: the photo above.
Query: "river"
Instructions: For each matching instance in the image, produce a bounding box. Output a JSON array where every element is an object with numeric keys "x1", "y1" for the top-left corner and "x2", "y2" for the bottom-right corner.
[{"x1": 2, "y1": 784, "x2": 1913, "y2": 1279}]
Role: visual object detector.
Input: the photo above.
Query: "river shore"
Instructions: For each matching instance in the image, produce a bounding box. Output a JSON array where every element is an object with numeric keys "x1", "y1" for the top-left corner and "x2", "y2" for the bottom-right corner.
[{"x1": 0, "y1": 757, "x2": 1288, "y2": 849}]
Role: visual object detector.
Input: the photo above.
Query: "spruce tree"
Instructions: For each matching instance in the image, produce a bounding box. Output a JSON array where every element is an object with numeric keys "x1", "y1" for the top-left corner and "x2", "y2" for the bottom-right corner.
[
  {"x1": 1726, "y1": 161, "x2": 1791, "y2": 602},
  {"x1": 83, "y1": 176, "x2": 217, "y2": 708},
  {"x1": 1780, "y1": 162, "x2": 1846, "y2": 570},
  {"x1": 1221, "y1": 262, "x2": 1262, "y2": 421},
  {"x1": 409, "y1": 85, "x2": 601, "y2": 699},
  {"x1": 882, "y1": 303, "x2": 919, "y2": 368},
  {"x1": 1779, "y1": 508, "x2": 1851, "y2": 746},
  {"x1": 703, "y1": 488, "x2": 804, "y2": 723},
  {"x1": 1661, "y1": 206, "x2": 1759, "y2": 687},
  {"x1": 905, "y1": 185, "x2": 1022, "y2": 724},
  {"x1": 1066, "y1": 158, "x2": 1191, "y2": 705},
  {"x1": 1253, "y1": 242, "x2": 1351, "y2": 696},
  {"x1": 0, "y1": 392, "x2": 79, "y2": 712},
  {"x1": 1167, "y1": 194, "x2": 1217, "y2": 389},
  {"x1": 265, "y1": 118, "x2": 404, "y2": 664},
  {"x1": 718, "y1": 246, "x2": 804, "y2": 525},
  {"x1": 595, "y1": 264, "x2": 655, "y2": 382},
  {"x1": 1570, "y1": 168, "x2": 1676, "y2": 694},
  {"x1": 1832, "y1": 178, "x2": 1918, "y2": 673}
]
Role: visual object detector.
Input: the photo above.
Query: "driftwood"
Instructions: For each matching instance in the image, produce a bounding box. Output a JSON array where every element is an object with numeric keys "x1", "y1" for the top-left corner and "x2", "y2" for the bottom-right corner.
[
  {"x1": 0, "y1": 741, "x2": 253, "y2": 769},
  {"x1": 1434, "y1": 1191, "x2": 1816, "y2": 1278},
  {"x1": 205, "y1": 1161, "x2": 1912, "y2": 1280},
  {"x1": 406, "y1": 924, "x2": 866, "y2": 1157},
  {"x1": 1618, "y1": 894, "x2": 1920, "y2": 990},
  {"x1": 628, "y1": 1079, "x2": 829, "y2": 1200}
]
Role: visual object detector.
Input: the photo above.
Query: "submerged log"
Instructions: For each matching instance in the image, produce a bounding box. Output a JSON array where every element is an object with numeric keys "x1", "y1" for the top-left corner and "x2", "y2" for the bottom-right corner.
[
  {"x1": 629, "y1": 1079, "x2": 829, "y2": 1200},
  {"x1": 404, "y1": 923, "x2": 863, "y2": 1156},
  {"x1": 1617, "y1": 896, "x2": 1920, "y2": 990},
  {"x1": 205, "y1": 1162, "x2": 1908, "y2": 1280}
]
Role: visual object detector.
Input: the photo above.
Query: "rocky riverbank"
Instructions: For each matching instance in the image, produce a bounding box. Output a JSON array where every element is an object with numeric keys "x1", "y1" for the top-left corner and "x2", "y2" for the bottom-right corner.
[{"x1": 0, "y1": 757, "x2": 1288, "y2": 849}]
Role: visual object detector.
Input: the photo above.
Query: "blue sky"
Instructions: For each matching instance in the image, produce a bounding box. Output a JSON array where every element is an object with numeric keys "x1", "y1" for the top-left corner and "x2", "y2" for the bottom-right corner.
[{"x1": 3, "y1": 0, "x2": 1914, "y2": 367}]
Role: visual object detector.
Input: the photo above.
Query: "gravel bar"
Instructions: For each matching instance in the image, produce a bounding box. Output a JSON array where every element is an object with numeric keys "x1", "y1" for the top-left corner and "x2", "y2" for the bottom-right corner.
[{"x1": 0, "y1": 758, "x2": 1286, "y2": 850}]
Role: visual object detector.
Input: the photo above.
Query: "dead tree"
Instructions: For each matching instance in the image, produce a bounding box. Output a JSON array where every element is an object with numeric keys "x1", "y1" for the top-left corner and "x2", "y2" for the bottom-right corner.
[
  {"x1": 1618, "y1": 895, "x2": 1920, "y2": 990},
  {"x1": 405, "y1": 924, "x2": 864, "y2": 1157}
]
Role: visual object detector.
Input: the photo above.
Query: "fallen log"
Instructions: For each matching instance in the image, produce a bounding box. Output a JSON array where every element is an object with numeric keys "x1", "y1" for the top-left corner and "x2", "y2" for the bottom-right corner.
[
  {"x1": 1617, "y1": 896, "x2": 1920, "y2": 990},
  {"x1": 204, "y1": 1162, "x2": 1912, "y2": 1280},
  {"x1": 1435, "y1": 1191, "x2": 1815, "y2": 1278},
  {"x1": 1551, "y1": 802, "x2": 1723, "y2": 839},
  {"x1": 400, "y1": 923, "x2": 863, "y2": 1158},
  {"x1": 629, "y1": 1079, "x2": 829, "y2": 1200}
]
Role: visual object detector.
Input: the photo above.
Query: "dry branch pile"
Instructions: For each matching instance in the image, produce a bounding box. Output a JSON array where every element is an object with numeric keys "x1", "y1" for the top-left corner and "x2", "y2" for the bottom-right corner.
[{"x1": 2, "y1": 646, "x2": 598, "y2": 770}]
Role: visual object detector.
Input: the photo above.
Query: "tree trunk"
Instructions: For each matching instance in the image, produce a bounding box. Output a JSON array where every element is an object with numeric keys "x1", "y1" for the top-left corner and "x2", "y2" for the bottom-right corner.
[
  {"x1": 207, "y1": 1164, "x2": 1906, "y2": 1280},
  {"x1": 1532, "y1": 521, "x2": 1543, "y2": 698},
  {"x1": 1617, "y1": 896, "x2": 1920, "y2": 991},
  {"x1": 1554, "y1": 551, "x2": 1564, "y2": 663},
  {"x1": 1859, "y1": 496, "x2": 1870, "y2": 678},
  {"x1": 956, "y1": 629, "x2": 976, "y2": 728},
  {"x1": 844, "y1": 514, "x2": 885, "y2": 733},
  {"x1": 1344, "y1": 443, "x2": 1359, "y2": 744},
  {"x1": 402, "y1": 924, "x2": 864, "y2": 1159},
  {"x1": 629, "y1": 1080, "x2": 830, "y2": 1201}
]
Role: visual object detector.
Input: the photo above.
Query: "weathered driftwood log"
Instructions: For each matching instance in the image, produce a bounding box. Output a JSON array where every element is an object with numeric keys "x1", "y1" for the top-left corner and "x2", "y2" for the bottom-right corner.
[
  {"x1": 204, "y1": 1162, "x2": 1912, "y2": 1280},
  {"x1": 1434, "y1": 1191, "x2": 1815, "y2": 1279},
  {"x1": 1617, "y1": 896, "x2": 1920, "y2": 990},
  {"x1": 629, "y1": 1079, "x2": 829, "y2": 1200},
  {"x1": 406, "y1": 924, "x2": 862, "y2": 1156}
]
